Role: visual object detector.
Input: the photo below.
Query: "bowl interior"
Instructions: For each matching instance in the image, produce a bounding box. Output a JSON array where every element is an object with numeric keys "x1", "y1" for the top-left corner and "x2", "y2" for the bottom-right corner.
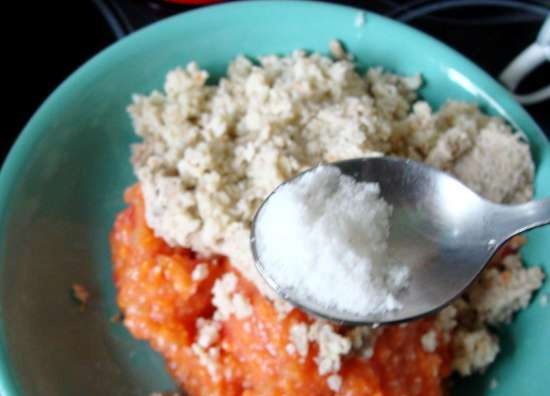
[{"x1": 0, "y1": 1, "x2": 549, "y2": 395}]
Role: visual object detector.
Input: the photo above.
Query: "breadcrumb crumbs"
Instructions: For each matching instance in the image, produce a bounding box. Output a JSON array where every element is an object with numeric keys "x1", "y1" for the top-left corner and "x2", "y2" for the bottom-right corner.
[
  {"x1": 452, "y1": 329, "x2": 500, "y2": 376},
  {"x1": 327, "y1": 374, "x2": 343, "y2": 391},
  {"x1": 191, "y1": 344, "x2": 220, "y2": 381},
  {"x1": 308, "y1": 321, "x2": 351, "y2": 375},
  {"x1": 289, "y1": 323, "x2": 309, "y2": 359},
  {"x1": 421, "y1": 330, "x2": 438, "y2": 353},
  {"x1": 191, "y1": 263, "x2": 209, "y2": 281},
  {"x1": 346, "y1": 325, "x2": 377, "y2": 359},
  {"x1": 212, "y1": 273, "x2": 253, "y2": 320},
  {"x1": 195, "y1": 318, "x2": 221, "y2": 349},
  {"x1": 329, "y1": 39, "x2": 347, "y2": 60}
]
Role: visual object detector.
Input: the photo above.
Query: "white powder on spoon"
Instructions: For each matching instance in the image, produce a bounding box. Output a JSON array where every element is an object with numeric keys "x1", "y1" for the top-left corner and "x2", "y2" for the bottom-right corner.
[{"x1": 254, "y1": 165, "x2": 409, "y2": 316}]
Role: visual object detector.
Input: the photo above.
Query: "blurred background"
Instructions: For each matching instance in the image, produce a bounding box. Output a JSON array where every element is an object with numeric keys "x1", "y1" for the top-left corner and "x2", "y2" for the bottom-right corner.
[{"x1": 4, "y1": 0, "x2": 549, "y2": 160}]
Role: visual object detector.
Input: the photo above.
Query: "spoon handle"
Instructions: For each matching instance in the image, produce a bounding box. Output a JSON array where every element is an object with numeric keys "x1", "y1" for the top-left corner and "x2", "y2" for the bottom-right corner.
[{"x1": 494, "y1": 198, "x2": 550, "y2": 240}]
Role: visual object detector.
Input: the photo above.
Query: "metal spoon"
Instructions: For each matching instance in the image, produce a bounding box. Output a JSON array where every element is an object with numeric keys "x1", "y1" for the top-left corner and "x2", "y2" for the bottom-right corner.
[{"x1": 250, "y1": 157, "x2": 550, "y2": 325}]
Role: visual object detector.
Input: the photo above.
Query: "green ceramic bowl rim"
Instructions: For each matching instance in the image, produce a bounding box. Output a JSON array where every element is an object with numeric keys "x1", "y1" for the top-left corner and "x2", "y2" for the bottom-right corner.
[{"x1": 0, "y1": 1, "x2": 547, "y2": 395}]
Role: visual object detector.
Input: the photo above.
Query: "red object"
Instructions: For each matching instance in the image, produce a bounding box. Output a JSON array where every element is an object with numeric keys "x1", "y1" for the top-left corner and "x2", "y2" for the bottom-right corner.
[{"x1": 165, "y1": 0, "x2": 223, "y2": 4}]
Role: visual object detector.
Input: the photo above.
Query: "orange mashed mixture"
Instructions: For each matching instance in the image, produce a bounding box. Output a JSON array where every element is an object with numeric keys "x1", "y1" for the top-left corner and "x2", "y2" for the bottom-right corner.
[{"x1": 111, "y1": 185, "x2": 453, "y2": 396}]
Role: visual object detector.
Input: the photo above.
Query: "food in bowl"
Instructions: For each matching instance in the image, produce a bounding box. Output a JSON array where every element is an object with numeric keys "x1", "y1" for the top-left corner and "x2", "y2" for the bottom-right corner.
[{"x1": 110, "y1": 42, "x2": 544, "y2": 395}]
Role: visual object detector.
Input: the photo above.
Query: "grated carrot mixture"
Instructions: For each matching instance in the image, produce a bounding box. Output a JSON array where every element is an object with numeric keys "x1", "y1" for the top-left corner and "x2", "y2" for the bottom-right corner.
[{"x1": 111, "y1": 185, "x2": 453, "y2": 396}]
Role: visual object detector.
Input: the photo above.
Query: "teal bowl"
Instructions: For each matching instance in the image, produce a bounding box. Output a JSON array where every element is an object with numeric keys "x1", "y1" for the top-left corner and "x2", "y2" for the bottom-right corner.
[{"x1": 0, "y1": 1, "x2": 548, "y2": 395}]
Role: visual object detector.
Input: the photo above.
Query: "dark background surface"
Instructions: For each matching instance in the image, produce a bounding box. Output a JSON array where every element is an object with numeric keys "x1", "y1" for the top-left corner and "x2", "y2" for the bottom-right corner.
[{"x1": 4, "y1": 0, "x2": 549, "y2": 162}]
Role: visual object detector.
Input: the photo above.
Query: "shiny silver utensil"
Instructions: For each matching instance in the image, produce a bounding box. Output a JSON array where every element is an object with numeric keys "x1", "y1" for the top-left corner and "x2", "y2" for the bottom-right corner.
[{"x1": 250, "y1": 157, "x2": 550, "y2": 325}]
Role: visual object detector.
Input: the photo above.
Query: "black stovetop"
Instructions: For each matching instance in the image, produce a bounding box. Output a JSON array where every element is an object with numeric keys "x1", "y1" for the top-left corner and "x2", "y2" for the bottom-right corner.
[{"x1": 5, "y1": 0, "x2": 549, "y2": 161}]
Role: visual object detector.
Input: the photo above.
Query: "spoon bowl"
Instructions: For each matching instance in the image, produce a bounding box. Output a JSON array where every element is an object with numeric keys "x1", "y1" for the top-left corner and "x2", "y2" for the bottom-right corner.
[{"x1": 251, "y1": 157, "x2": 550, "y2": 325}]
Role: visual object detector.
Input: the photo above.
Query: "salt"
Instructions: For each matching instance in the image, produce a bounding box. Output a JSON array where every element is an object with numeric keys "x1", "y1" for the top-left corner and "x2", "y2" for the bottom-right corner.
[{"x1": 255, "y1": 165, "x2": 408, "y2": 315}]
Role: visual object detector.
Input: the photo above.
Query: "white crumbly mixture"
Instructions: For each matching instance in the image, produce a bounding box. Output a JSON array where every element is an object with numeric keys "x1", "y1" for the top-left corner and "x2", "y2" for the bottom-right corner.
[
  {"x1": 191, "y1": 263, "x2": 209, "y2": 281},
  {"x1": 129, "y1": 44, "x2": 544, "y2": 381},
  {"x1": 345, "y1": 325, "x2": 377, "y2": 359},
  {"x1": 329, "y1": 39, "x2": 347, "y2": 60},
  {"x1": 289, "y1": 323, "x2": 309, "y2": 359},
  {"x1": 467, "y1": 253, "x2": 544, "y2": 324},
  {"x1": 421, "y1": 330, "x2": 438, "y2": 353},
  {"x1": 191, "y1": 343, "x2": 220, "y2": 380},
  {"x1": 327, "y1": 374, "x2": 343, "y2": 392},
  {"x1": 196, "y1": 318, "x2": 221, "y2": 349},
  {"x1": 191, "y1": 318, "x2": 222, "y2": 380},
  {"x1": 307, "y1": 321, "x2": 352, "y2": 375},
  {"x1": 211, "y1": 273, "x2": 252, "y2": 320}
]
